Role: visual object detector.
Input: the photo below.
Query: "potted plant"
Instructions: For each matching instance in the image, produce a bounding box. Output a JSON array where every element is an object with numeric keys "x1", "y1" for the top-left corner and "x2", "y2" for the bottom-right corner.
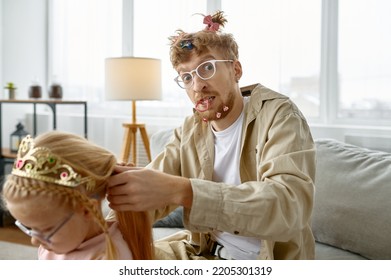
[{"x1": 4, "y1": 82, "x2": 17, "y2": 99}]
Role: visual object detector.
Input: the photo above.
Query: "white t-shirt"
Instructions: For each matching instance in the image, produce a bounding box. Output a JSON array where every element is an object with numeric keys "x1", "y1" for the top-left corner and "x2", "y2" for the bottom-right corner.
[{"x1": 210, "y1": 97, "x2": 261, "y2": 260}]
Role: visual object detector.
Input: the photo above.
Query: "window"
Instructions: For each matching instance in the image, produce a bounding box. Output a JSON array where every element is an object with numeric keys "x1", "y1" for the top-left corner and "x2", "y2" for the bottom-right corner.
[
  {"x1": 133, "y1": 0, "x2": 206, "y2": 110},
  {"x1": 50, "y1": 0, "x2": 206, "y2": 116},
  {"x1": 49, "y1": 0, "x2": 391, "y2": 126},
  {"x1": 49, "y1": 0, "x2": 122, "y2": 107},
  {"x1": 222, "y1": 0, "x2": 321, "y2": 119},
  {"x1": 337, "y1": 0, "x2": 391, "y2": 123}
]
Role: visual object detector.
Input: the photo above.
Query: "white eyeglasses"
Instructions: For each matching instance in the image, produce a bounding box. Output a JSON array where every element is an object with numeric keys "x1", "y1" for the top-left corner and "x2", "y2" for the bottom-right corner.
[
  {"x1": 15, "y1": 213, "x2": 74, "y2": 244},
  {"x1": 174, "y1": 59, "x2": 233, "y2": 89}
]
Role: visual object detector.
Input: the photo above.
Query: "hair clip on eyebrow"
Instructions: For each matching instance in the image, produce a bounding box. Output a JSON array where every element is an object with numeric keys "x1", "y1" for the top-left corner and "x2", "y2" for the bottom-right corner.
[{"x1": 180, "y1": 40, "x2": 194, "y2": 50}]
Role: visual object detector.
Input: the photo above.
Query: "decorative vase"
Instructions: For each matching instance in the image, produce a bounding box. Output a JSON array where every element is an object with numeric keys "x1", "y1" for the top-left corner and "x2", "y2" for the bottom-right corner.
[
  {"x1": 29, "y1": 85, "x2": 42, "y2": 98},
  {"x1": 7, "y1": 88, "x2": 16, "y2": 99},
  {"x1": 49, "y1": 84, "x2": 63, "y2": 99},
  {"x1": 4, "y1": 82, "x2": 17, "y2": 99}
]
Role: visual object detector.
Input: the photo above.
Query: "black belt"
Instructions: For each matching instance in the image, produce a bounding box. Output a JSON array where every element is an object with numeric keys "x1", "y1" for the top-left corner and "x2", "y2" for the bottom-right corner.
[{"x1": 210, "y1": 241, "x2": 228, "y2": 260}]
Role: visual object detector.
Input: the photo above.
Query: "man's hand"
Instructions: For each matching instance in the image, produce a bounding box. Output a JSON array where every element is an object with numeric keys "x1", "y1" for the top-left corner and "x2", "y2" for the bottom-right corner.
[{"x1": 106, "y1": 165, "x2": 193, "y2": 212}]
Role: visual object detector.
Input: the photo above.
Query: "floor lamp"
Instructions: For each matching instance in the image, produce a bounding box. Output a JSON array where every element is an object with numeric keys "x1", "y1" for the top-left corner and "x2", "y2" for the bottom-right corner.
[{"x1": 105, "y1": 57, "x2": 161, "y2": 165}]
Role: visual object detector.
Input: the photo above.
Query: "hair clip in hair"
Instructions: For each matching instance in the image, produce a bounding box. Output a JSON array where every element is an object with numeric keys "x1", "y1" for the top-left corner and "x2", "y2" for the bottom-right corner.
[
  {"x1": 180, "y1": 40, "x2": 194, "y2": 50},
  {"x1": 12, "y1": 135, "x2": 95, "y2": 189},
  {"x1": 203, "y1": 15, "x2": 220, "y2": 31}
]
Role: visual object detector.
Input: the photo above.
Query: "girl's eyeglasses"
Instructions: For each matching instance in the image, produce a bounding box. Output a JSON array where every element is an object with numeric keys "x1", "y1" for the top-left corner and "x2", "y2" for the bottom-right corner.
[{"x1": 15, "y1": 213, "x2": 74, "y2": 244}]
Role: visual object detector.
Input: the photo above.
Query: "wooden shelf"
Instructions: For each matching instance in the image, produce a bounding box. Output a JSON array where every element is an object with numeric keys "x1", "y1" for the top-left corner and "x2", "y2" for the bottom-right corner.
[
  {"x1": 0, "y1": 100, "x2": 88, "y2": 176},
  {"x1": 0, "y1": 99, "x2": 86, "y2": 105},
  {"x1": 1, "y1": 148, "x2": 17, "y2": 159}
]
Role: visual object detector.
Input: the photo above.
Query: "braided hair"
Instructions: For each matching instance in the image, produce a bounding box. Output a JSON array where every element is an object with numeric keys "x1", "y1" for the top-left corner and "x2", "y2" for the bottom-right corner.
[{"x1": 2, "y1": 131, "x2": 154, "y2": 260}]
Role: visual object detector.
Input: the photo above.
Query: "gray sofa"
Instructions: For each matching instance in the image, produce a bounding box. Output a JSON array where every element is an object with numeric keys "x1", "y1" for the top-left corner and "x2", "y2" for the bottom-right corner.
[
  {"x1": 312, "y1": 138, "x2": 391, "y2": 260},
  {"x1": 151, "y1": 129, "x2": 391, "y2": 260}
]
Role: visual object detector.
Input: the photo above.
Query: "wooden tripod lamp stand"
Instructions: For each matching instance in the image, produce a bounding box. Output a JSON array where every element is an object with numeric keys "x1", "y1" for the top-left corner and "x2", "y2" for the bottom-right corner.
[{"x1": 105, "y1": 57, "x2": 161, "y2": 165}]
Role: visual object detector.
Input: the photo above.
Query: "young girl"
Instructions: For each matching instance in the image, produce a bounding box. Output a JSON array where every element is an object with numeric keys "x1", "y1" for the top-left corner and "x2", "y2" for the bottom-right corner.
[{"x1": 2, "y1": 131, "x2": 154, "y2": 260}]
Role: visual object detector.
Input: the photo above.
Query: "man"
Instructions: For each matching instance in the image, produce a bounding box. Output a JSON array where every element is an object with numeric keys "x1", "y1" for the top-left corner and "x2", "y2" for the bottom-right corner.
[{"x1": 107, "y1": 11, "x2": 316, "y2": 260}]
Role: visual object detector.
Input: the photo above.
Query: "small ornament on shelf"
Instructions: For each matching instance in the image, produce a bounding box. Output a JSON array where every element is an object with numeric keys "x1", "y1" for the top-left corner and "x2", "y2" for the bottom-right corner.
[
  {"x1": 29, "y1": 78, "x2": 42, "y2": 99},
  {"x1": 10, "y1": 122, "x2": 29, "y2": 153},
  {"x1": 4, "y1": 82, "x2": 17, "y2": 99},
  {"x1": 49, "y1": 76, "x2": 63, "y2": 99},
  {"x1": 49, "y1": 82, "x2": 63, "y2": 99}
]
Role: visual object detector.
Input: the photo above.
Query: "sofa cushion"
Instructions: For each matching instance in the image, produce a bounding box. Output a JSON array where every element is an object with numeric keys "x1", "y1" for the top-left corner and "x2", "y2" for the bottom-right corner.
[
  {"x1": 150, "y1": 129, "x2": 175, "y2": 159},
  {"x1": 153, "y1": 207, "x2": 184, "y2": 228},
  {"x1": 312, "y1": 138, "x2": 391, "y2": 259},
  {"x1": 315, "y1": 242, "x2": 367, "y2": 260},
  {"x1": 150, "y1": 129, "x2": 185, "y2": 229}
]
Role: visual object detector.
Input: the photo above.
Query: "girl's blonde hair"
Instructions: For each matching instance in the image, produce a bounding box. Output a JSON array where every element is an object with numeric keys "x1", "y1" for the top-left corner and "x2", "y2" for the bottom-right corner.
[{"x1": 2, "y1": 131, "x2": 154, "y2": 260}]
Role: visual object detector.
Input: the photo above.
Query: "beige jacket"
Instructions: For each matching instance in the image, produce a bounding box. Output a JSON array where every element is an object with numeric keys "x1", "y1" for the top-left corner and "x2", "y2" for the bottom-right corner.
[{"x1": 149, "y1": 83, "x2": 316, "y2": 259}]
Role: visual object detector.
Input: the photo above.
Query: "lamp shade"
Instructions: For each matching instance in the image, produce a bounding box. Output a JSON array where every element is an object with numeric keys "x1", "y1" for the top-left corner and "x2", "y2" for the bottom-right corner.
[{"x1": 105, "y1": 57, "x2": 162, "y2": 101}]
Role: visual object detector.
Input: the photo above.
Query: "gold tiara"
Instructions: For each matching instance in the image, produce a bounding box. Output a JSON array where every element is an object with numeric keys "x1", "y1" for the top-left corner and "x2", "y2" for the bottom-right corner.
[{"x1": 12, "y1": 135, "x2": 95, "y2": 189}]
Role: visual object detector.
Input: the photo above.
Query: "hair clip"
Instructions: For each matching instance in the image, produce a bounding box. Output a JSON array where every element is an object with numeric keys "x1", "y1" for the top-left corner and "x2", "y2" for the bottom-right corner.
[
  {"x1": 203, "y1": 15, "x2": 220, "y2": 31},
  {"x1": 12, "y1": 135, "x2": 95, "y2": 189},
  {"x1": 180, "y1": 40, "x2": 194, "y2": 50}
]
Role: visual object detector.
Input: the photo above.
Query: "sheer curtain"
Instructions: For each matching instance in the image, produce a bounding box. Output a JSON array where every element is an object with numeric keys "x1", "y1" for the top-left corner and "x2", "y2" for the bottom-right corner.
[
  {"x1": 222, "y1": 0, "x2": 321, "y2": 119},
  {"x1": 49, "y1": 0, "x2": 391, "y2": 125},
  {"x1": 49, "y1": 0, "x2": 122, "y2": 108},
  {"x1": 132, "y1": 0, "x2": 207, "y2": 113},
  {"x1": 49, "y1": 0, "x2": 205, "y2": 117},
  {"x1": 338, "y1": 0, "x2": 391, "y2": 122},
  {"x1": 49, "y1": 0, "x2": 321, "y2": 118}
]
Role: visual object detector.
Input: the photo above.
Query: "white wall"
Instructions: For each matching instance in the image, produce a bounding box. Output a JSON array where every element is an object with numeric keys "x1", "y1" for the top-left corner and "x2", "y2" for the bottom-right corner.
[
  {"x1": 2, "y1": 0, "x2": 47, "y2": 98},
  {"x1": 1, "y1": 0, "x2": 47, "y2": 148}
]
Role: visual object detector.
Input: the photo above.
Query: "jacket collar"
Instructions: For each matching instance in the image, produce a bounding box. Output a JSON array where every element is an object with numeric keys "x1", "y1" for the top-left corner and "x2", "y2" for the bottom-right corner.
[{"x1": 244, "y1": 83, "x2": 289, "y2": 125}]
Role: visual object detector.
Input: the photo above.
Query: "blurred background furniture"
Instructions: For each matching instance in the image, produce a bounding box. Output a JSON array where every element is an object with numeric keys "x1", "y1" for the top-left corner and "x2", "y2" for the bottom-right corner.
[{"x1": 105, "y1": 57, "x2": 161, "y2": 165}]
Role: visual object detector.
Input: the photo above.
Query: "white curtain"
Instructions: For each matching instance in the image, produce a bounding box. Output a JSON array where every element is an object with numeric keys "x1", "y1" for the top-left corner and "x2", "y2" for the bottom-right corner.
[{"x1": 49, "y1": 0, "x2": 122, "y2": 104}]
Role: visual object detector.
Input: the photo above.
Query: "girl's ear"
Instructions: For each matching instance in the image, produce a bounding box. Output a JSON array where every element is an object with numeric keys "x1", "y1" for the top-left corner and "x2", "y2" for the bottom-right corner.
[
  {"x1": 77, "y1": 199, "x2": 100, "y2": 219},
  {"x1": 74, "y1": 205, "x2": 90, "y2": 219}
]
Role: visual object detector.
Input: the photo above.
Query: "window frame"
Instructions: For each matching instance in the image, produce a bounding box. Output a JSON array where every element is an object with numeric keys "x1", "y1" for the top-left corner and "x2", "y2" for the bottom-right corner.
[{"x1": 48, "y1": 0, "x2": 391, "y2": 128}]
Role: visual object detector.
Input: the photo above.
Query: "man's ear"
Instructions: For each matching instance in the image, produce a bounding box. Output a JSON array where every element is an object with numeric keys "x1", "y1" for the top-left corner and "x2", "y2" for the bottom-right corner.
[{"x1": 233, "y1": 60, "x2": 243, "y2": 81}]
